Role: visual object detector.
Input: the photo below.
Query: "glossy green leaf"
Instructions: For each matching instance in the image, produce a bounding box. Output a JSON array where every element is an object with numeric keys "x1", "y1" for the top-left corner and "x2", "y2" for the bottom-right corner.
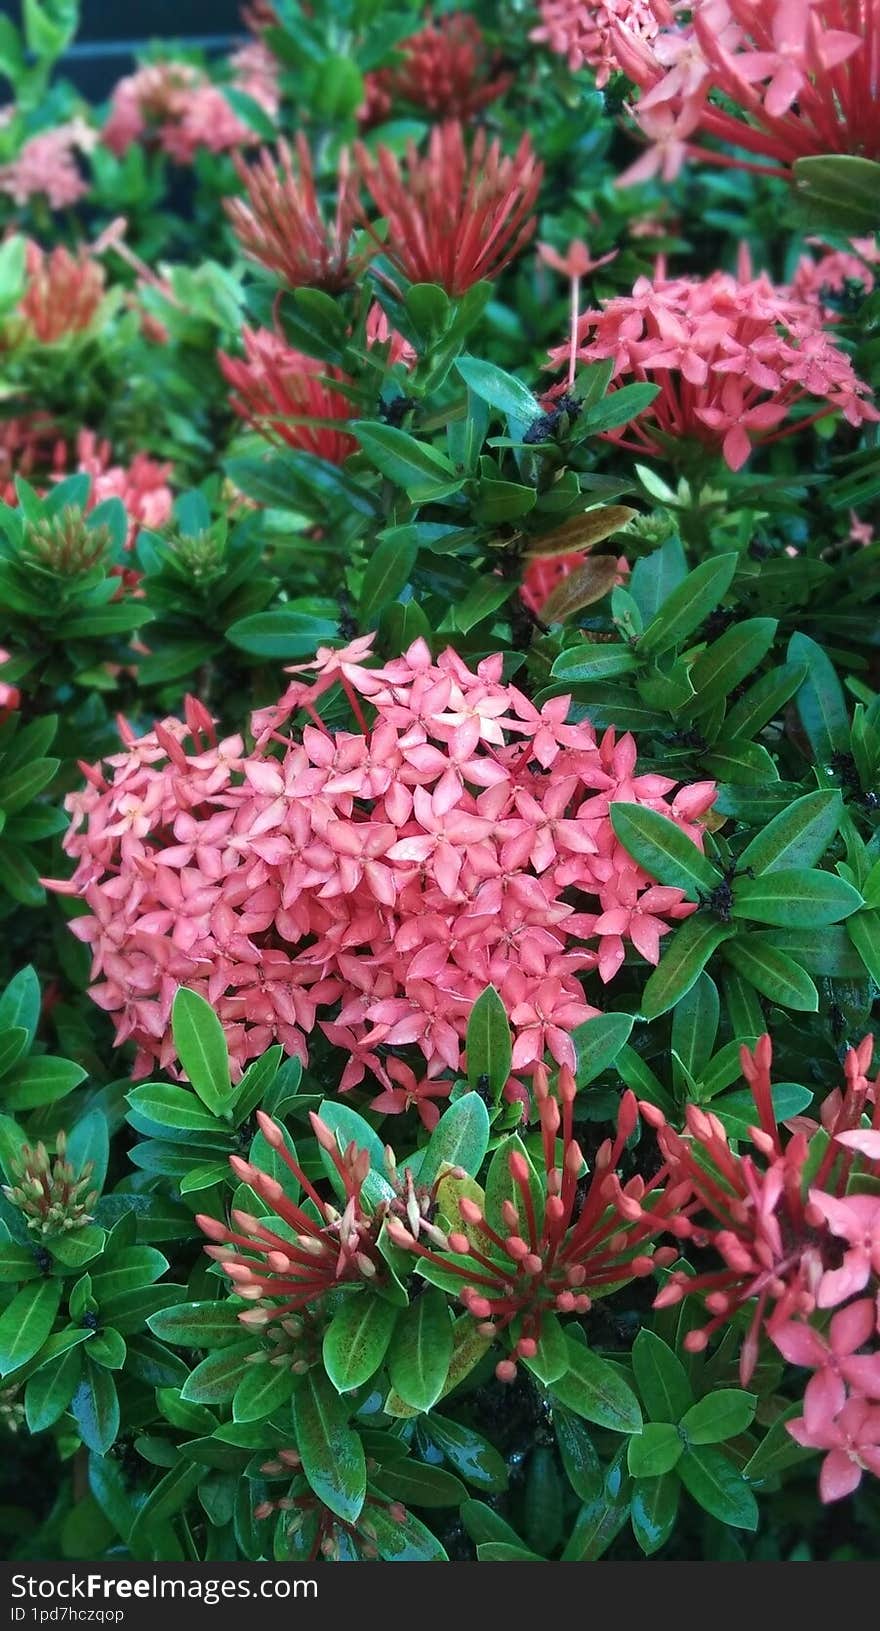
[
  {"x1": 638, "y1": 553, "x2": 738, "y2": 658},
  {"x1": 572, "y1": 1011, "x2": 634, "y2": 1087},
  {"x1": 627, "y1": 1422, "x2": 683, "y2": 1478},
  {"x1": 171, "y1": 988, "x2": 233, "y2": 1116},
  {"x1": 737, "y1": 790, "x2": 843, "y2": 875},
  {"x1": 678, "y1": 1445, "x2": 758, "y2": 1530},
  {"x1": 466, "y1": 985, "x2": 511, "y2": 1098},
  {"x1": 680, "y1": 1389, "x2": 757, "y2": 1445},
  {"x1": 387, "y1": 1289, "x2": 454, "y2": 1413},
  {"x1": 0, "y1": 1276, "x2": 61, "y2": 1375},
  {"x1": 322, "y1": 1292, "x2": 398, "y2": 1393},
  {"x1": 419, "y1": 1093, "x2": 490, "y2": 1188},
  {"x1": 549, "y1": 1338, "x2": 642, "y2": 1433},
  {"x1": 722, "y1": 936, "x2": 819, "y2": 1011},
  {"x1": 611, "y1": 802, "x2": 721, "y2": 899},
  {"x1": 632, "y1": 1329, "x2": 693, "y2": 1423},
  {"x1": 641, "y1": 915, "x2": 735, "y2": 1020},
  {"x1": 292, "y1": 1368, "x2": 367, "y2": 1524}
]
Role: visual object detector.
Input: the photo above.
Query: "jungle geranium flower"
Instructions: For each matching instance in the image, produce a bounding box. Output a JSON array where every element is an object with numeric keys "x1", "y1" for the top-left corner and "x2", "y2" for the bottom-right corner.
[
  {"x1": 361, "y1": 13, "x2": 512, "y2": 123},
  {"x1": 219, "y1": 327, "x2": 357, "y2": 463},
  {"x1": 49, "y1": 636, "x2": 715, "y2": 1084},
  {"x1": 548, "y1": 251, "x2": 877, "y2": 470},
  {"x1": 226, "y1": 136, "x2": 363, "y2": 293},
  {"x1": 387, "y1": 1066, "x2": 681, "y2": 1379},
  {"x1": 614, "y1": 0, "x2": 880, "y2": 179},
  {"x1": 356, "y1": 121, "x2": 543, "y2": 297},
  {"x1": 788, "y1": 1396, "x2": 880, "y2": 1502},
  {"x1": 773, "y1": 1301, "x2": 880, "y2": 1433},
  {"x1": 103, "y1": 49, "x2": 278, "y2": 163},
  {"x1": 531, "y1": 0, "x2": 661, "y2": 85},
  {"x1": 16, "y1": 242, "x2": 105, "y2": 345},
  {"x1": 0, "y1": 122, "x2": 91, "y2": 209},
  {"x1": 645, "y1": 1033, "x2": 880, "y2": 1383},
  {"x1": 197, "y1": 1111, "x2": 385, "y2": 1312}
]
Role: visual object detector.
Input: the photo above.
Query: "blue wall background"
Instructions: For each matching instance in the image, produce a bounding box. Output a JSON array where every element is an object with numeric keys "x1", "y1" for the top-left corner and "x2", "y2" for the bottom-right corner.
[{"x1": 2, "y1": 2, "x2": 247, "y2": 98}]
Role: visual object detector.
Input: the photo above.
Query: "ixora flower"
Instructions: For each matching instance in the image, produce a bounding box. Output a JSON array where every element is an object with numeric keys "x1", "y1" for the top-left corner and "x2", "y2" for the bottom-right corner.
[
  {"x1": 0, "y1": 122, "x2": 92, "y2": 209},
  {"x1": 613, "y1": 0, "x2": 880, "y2": 179},
  {"x1": 356, "y1": 121, "x2": 544, "y2": 297},
  {"x1": 12, "y1": 241, "x2": 105, "y2": 346},
  {"x1": 219, "y1": 327, "x2": 358, "y2": 463},
  {"x1": 548, "y1": 250, "x2": 878, "y2": 470},
  {"x1": 0, "y1": 421, "x2": 172, "y2": 547},
  {"x1": 226, "y1": 135, "x2": 363, "y2": 294},
  {"x1": 642, "y1": 1032, "x2": 880, "y2": 1487},
  {"x1": 360, "y1": 13, "x2": 512, "y2": 124},
  {"x1": 197, "y1": 1112, "x2": 387, "y2": 1315},
  {"x1": 531, "y1": 0, "x2": 661, "y2": 85},
  {"x1": 103, "y1": 47, "x2": 279, "y2": 164},
  {"x1": 49, "y1": 635, "x2": 713, "y2": 1083},
  {"x1": 387, "y1": 1065, "x2": 681, "y2": 1380}
]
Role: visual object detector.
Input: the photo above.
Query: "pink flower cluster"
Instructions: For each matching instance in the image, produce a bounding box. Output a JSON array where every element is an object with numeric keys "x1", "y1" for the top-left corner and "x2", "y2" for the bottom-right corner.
[
  {"x1": 51, "y1": 636, "x2": 714, "y2": 1094},
  {"x1": 103, "y1": 43, "x2": 279, "y2": 165},
  {"x1": 643, "y1": 1034, "x2": 880, "y2": 1502},
  {"x1": 0, "y1": 420, "x2": 172, "y2": 549},
  {"x1": 613, "y1": 0, "x2": 880, "y2": 181},
  {"x1": 531, "y1": 0, "x2": 660, "y2": 86},
  {"x1": 549, "y1": 249, "x2": 877, "y2": 470},
  {"x1": 0, "y1": 122, "x2": 92, "y2": 209}
]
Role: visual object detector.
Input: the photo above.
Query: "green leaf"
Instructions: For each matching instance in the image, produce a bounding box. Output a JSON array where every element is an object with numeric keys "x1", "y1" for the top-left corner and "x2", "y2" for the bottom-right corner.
[
  {"x1": 724, "y1": 661, "x2": 808, "y2": 742},
  {"x1": 680, "y1": 1390, "x2": 757, "y2": 1445},
  {"x1": 387, "y1": 1288, "x2": 454, "y2": 1413},
  {"x1": 572, "y1": 1012, "x2": 634, "y2": 1087},
  {"x1": 322, "y1": 1293, "x2": 398, "y2": 1392},
  {"x1": 685, "y1": 618, "x2": 777, "y2": 717},
  {"x1": 521, "y1": 1312, "x2": 570, "y2": 1387},
  {"x1": 228, "y1": 604, "x2": 339, "y2": 659},
  {"x1": 641, "y1": 916, "x2": 735, "y2": 1018},
  {"x1": 455, "y1": 356, "x2": 540, "y2": 422},
  {"x1": 0, "y1": 1277, "x2": 60, "y2": 1375},
  {"x1": 419, "y1": 1093, "x2": 490, "y2": 1189},
  {"x1": 554, "y1": 1408, "x2": 602, "y2": 1503},
  {"x1": 610, "y1": 803, "x2": 721, "y2": 899},
  {"x1": 550, "y1": 643, "x2": 638, "y2": 683},
  {"x1": 180, "y1": 1342, "x2": 255, "y2": 1405},
  {"x1": 550, "y1": 1338, "x2": 642, "y2": 1433},
  {"x1": 788, "y1": 632, "x2": 850, "y2": 764},
  {"x1": 353, "y1": 422, "x2": 462, "y2": 502},
  {"x1": 631, "y1": 1473, "x2": 678, "y2": 1557},
  {"x1": 371, "y1": 1459, "x2": 465, "y2": 1509},
  {"x1": 631, "y1": 1329, "x2": 693, "y2": 1423},
  {"x1": 848, "y1": 908, "x2": 880, "y2": 985},
  {"x1": 127, "y1": 1082, "x2": 226, "y2": 1133},
  {"x1": 629, "y1": 534, "x2": 687, "y2": 624},
  {"x1": 425, "y1": 1413, "x2": 508, "y2": 1491},
  {"x1": 793, "y1": 154, "x2": 880, "y2": 234},
  {"x1": 129, "y1": 1462, "x2": 203, "y2": 1534},
  {"x1": 444, "y1": 575, "x2": 512, "y2": 634},
  {"x1": 3, "y1": 1056, "x2": 86, "y2": 1110},
  {"x1": 147, "y1": 1301, "x2": 244, "y2": 1349},
  {"x1": 466, "y1": 986, "x2": 511, "y2": 1097},
  {"x1": 562, "y1": 1451, "x2": 631, "y2": 1560},
  {"x1": 581, "y1": 381, "x2": 659, "y2": 434},
  {"x1": 359, "y1": 533, "x2": 416, "y2": 625},
  {"x1": 732, "y1": 869, "x2": 862, "y2": 928},
  {"x1": 25, "y1": 1342, "x2": 83, "y2": 1432},
  {"x1": 292, "y1": 1368, "x2": 366, "y2": 1524},
  {"x1": 638, "y1": 554, "x2": 738, "y2": 658},
  {"x1": 671, "y1": 971, "x2": 718, "y2": 1082},
  {"x1": 738, "y1": 789, "x2": 843, "y2": 875},
  {"x1": 231, "y1": 1361, "x2": 296, "y2": 1423},
  {"x1": 171, "y1": 988, "x2": 233, "y2": 1115},
  {"x1": 71, "y1": 1359, "x2": 119, "y2": 1455},
  {"x1": 368, "y1": 1500, "x2": 449, "y2": 1562},
  {"x1": 0, "y1": 965, "x2": 40, "y2": 1042},
  {"x1": 627, "y1": 1422, "x2": 683, "y2": 1478},
  {"x1": 722, "y1": 936, "x2": 819, "y2": 1011},
  {"x1": 677, "y1": 1445, "x2": 758, "y2": 1530}
]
